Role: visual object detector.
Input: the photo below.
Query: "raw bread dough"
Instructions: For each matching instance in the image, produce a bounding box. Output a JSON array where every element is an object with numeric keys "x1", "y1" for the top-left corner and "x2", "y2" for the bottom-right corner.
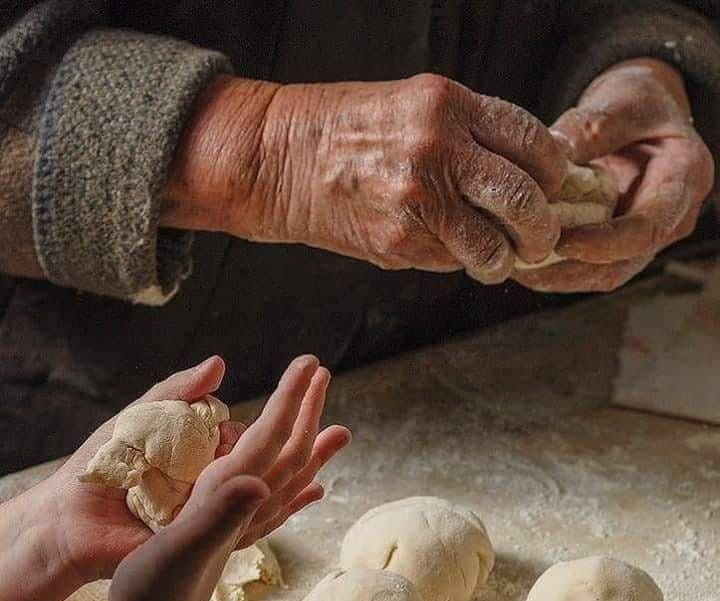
[
  {"x1": 526, "y1": 556, "x2": 664, "y2": 601},
  {"x1": 340, "y1": 496, "x2": 495, "y2": 601},
  {"x1": 212, "y1": 540, "x2": 285, "y2": 601},
  {"x1": 515, "y1": 162, "x2": 619, "y2": 270},
  {"x1": 80, "y1": 395, "x2": 229, "y2": 531},
  {"x1": 78, "y1": 396, "x2": 284, "y2": 601},
  {"x1": 303, "y1": 568, "x2": 422, "y2": 601}
]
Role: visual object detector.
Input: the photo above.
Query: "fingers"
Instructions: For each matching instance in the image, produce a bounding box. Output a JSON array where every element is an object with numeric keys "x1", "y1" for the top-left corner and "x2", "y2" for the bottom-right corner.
[
  {"x1": 221, "y1": 355, "x2": 320, "y2": 476},
  {"x1": 183, "y1": 475, "x2": 270, "y2": 538},
  {"x1": 556, "y1": 138, "x2": 712, "y2": 263},
  {"x1": 261, "y1": 367, "x2": 332, "y2": 491},
  {"x1": 252, "y1": 425, "x2": 350, "y2": 523},
  {"x1": 551, "y1": 70, "x2": 685, "y2": 164},
  {"x1": 140, "y1": 356, "x2": 226, "y2": 403},
  {"x1": 111, "y1": 476, "x2": 269, "y2": 601},
  {"x1": 237, "y1": 482, "x2": 325, "y2": 549},
  {"x1": 436, "y1": 202, "x2": 515, "y2": 284},
  {"x1": 457, "y1": 145, "x2": 561, "y2": 264},
  {"x1": 512, "y1": 255, "x2": 653, "y2": 293},
  {"x1": 468, "y1": 94, "x2": 567, "y2": 197}
]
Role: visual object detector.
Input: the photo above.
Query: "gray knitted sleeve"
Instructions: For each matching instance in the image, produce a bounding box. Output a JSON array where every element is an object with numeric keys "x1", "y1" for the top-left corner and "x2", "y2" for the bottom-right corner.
[
  {"x1": 1, "y1": 1, "x2": 232, "y2": 303},
  {"x1": 33, "y1": 28, "x2": 232, "y2": 304}
]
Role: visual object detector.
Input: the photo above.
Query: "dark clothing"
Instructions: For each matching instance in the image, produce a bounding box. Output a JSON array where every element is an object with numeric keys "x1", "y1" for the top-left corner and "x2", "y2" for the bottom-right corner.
[{"x1": 2, "y1": 1, "x2": 720, "y2": 473}]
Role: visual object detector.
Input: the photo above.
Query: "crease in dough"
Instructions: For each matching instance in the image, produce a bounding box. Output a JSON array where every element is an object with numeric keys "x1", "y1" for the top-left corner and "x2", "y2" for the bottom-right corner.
[{"x1": 80, "y1": 394, "x2": 229, "y2": 531}]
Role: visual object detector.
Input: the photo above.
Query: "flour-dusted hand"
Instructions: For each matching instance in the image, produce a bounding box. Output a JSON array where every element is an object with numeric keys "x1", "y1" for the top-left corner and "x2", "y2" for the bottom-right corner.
[
  {"x1": 165, "y1": 74, "x2": 568, "y2": 284},
  {"x1": 515, "y1": 58, "x2": 714, "y2": 292}
]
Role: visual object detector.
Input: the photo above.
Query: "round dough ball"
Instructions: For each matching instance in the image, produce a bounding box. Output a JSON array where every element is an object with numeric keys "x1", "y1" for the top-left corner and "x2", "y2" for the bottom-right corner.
[
  {"x1": 303, "y1": 569, "x2": 422, "y2": 601},
  {"x1": 340, "y1": 496, "x2": 495, "y2": 601},
  {"x1": 527, "y1": 556, "x2": 664, "y2": 601}
]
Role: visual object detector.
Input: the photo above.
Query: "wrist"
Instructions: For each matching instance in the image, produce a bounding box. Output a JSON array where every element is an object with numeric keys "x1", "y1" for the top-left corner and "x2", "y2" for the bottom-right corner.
[
  {"x1": 161, "y1": 75, "x2": 283, "y2": 235},
  {"x1": 0, "y1": 481, "x2": 86, "y2": 601}
]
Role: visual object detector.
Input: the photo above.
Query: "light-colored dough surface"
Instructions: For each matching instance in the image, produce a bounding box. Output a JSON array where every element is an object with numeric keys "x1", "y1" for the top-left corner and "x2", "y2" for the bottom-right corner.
[
  {"x1": 515, "y1": 162, "x2": 618, "y2": 270},
  {"x1": 526, "y1": 556, "x2": 663, "y2": 601},
  {"x1": 1, "y1": 274, "x2": 718, "y2": 601},
  {"x1": 340, "y1": 496, "x2": 494, "y2": 601}
]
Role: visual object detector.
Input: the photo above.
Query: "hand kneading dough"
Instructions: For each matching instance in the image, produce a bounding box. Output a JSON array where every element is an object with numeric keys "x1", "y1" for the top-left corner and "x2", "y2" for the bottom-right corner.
[
  {"x1": 515, "y1": 162, "x2": 619, "y2": 270},
  {"x1": 303, "y1": 568, "x2": 422, "y2": 601},
  {"x1": 80, "y1": 395, "x2": 230, "y2": 531},
  {"x1": 340, "y1": 496, "x2": 495, "y2": 601},
  {"x1": 527, "y1": 556, "x2": 664, "y2": 601}
]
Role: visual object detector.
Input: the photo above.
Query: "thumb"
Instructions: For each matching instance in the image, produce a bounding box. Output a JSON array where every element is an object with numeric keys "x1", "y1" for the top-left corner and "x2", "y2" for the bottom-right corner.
[
  {"x1": 110, "y1": 477, "x2": 269, "y2": 601},
  {"x1": 551, "y1": 70, "x2": 679, "y2": 165},
  {"x1": 175, "y1": 475, "x2": 270, "y2": 550},
  {"x1": 140, "y1": 355, "x2": 226, "y2": 403},
  {"x1": 550, "y1": 104, "x2": 639, "y2": 165}
]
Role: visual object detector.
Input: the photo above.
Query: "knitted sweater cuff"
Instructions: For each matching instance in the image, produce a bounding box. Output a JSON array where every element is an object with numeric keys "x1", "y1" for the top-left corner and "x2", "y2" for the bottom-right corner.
[{"x1": 33, "y1": 29, "x2": 232, "y2": 304}]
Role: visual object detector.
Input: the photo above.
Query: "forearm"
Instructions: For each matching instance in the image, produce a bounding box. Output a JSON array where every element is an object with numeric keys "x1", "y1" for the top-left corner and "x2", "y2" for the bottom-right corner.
[
  {"x1": 161, "y1": 75, "x2": 283, "y2": 236},
  {"x1": 0, "y1": 485, "x2": 84, "y2": 601}
]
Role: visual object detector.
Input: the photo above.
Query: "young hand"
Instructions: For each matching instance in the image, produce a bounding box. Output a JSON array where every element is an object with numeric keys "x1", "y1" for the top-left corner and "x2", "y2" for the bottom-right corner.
[{"x1": 109, "y1": 354, "x2": 349, "y2": 601}]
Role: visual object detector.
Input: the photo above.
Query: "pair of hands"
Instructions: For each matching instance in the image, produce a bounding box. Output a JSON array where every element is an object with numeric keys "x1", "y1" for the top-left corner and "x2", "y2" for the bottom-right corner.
[
  {"x1": 165, "y1": 58, "x2": 713, "y2": 293},
  {"x1": 0, "y1": 355, "x2": 350, "y2": 601}
]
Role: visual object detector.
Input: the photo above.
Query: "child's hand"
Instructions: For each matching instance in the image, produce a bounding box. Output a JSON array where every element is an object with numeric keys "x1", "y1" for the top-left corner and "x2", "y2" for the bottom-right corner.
[
  {"x1": 108, "y1": 354, "x2": 350, "y2": 601},
  {"x1": 11, "y1": 354, "x2": 349, "y2": 601}
]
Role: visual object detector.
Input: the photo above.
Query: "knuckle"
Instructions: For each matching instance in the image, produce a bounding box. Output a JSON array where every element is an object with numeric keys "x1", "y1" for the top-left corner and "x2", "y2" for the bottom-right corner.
[
  {"x1": 474, "y1": 235, "x2": 513, "y2": 282},
  {"x1": 503, "y1": 172, "x2": 541, "y2": 223},
  {"x1": 409, "y1": 73, "x2": 456, "y2": 120},
  {"x1": 413, "y1": 72, "x2": 454, "y2": 101},
  {"x1": 517, "y1": 114, "x2": 541, "y2": 149},
  {"x1": 558, "y1": 106, "x2": 605, "y2": 144}
]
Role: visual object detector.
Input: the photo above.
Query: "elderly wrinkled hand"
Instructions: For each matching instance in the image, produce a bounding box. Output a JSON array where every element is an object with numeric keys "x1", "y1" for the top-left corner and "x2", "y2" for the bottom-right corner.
[
  {"x1": 168, "y1": 74, "x2": 568, "y2": 285},
  {"x1": 514, "y1": 58, "x2": 714, "y2": 293}
]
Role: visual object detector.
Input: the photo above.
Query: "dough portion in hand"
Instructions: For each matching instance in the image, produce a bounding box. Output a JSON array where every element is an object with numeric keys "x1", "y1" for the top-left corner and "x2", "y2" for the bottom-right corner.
[
  {"x1": 303, "y1": 568, "x2": 422, "y2": 601},
  {"x1": 80, "y1": 394, "x2": 229, "y2": 531},
  {"x1": 527, "y1": 556, "x2": 664, "y2": 601},
  {"x1": 515, "y1": 162, "x2": 619, "y2": 270},
  {"x1": 340, "y1": 496, "x2": 495, "y2": 601},
  {"x1": 212, "y1": 540, "x2": 285, "y2": 601}
]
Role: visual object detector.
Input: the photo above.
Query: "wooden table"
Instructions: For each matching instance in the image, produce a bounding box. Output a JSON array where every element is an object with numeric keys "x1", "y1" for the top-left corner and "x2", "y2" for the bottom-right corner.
[{"x1": 2, "y1": 275, "x2": 718, "y2": 601}]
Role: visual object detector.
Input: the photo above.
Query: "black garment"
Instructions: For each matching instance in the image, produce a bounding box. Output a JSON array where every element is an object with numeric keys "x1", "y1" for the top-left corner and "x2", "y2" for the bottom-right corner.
[{"x1": 2, "y1": 1, "x2": 720, "y2": 474}]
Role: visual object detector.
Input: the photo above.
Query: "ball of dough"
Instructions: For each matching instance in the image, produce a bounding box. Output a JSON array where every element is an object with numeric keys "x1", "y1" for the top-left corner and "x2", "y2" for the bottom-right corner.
[
  {"x1": 340, "y1": 497, "x2": 495, "y2": 601},
  {"x1": 527, "y1": 556, "x2": 664, "y2": 601},
  {"x1": 303, "y1": 568, "x2": 422, "y2": 601},
  {"x1": 80, "y1": 394, "x2": 230, "y2": 531}
]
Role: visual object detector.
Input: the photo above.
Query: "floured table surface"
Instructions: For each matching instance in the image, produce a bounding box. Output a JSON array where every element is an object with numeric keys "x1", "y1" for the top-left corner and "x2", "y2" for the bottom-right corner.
[{"x1": 1, "y1": 275, "x2": 718, "y2": 601}]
